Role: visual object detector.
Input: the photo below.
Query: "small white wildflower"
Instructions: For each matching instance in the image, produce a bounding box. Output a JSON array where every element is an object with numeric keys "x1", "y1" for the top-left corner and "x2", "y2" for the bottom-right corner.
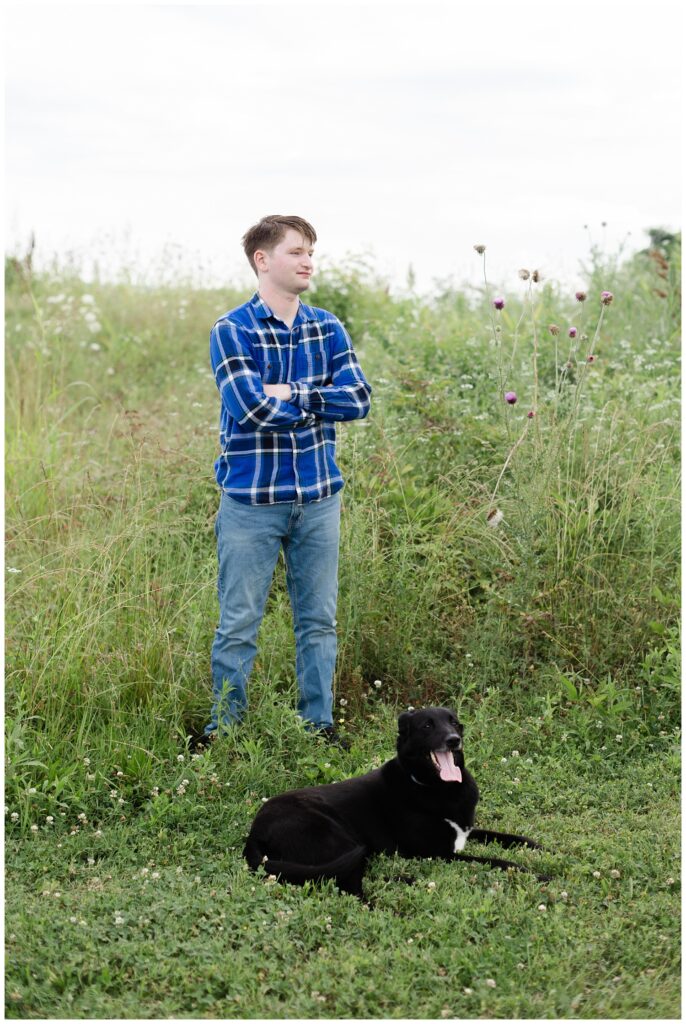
[
  {"x1": 81, "y1": 294, "x2": 96, "y2": 305},
  {"x1": 666, "y1": 877, "x2": 675, "y2": 885},
  {"x1": 94, "y1": 829, "x2": 103, "y2": 837},
  {"x1": 107, "y1": 367, "x2": 115, "y2": 376},
  {"x1": 517, "y1": 962, "x2": 526, "y2": 970},
  {"x1": 463, "y1": 987, "x2": 473, "y2": 995},
  {"x1": 28, "y1": 788, "x2": 36, "y2": 795},
  {"x1": 501, "y1": 757, "x2": 508, "y2": 764},
  {"x1": 78, "y1": 813, "x2": 87, "y2": 821},
  {"x1": 11, "y1": 812, "x2": 19, "y2": 822},
  {"x1": 373, "y1": 679, "x2": 382, "y2": 688},
  {"x1": 87, "y1": 857, "x2": 95, "y2": 866},
  {"x1": 427, "y1": 881, "x2": 436, "y2": 890},
  {"x1": 177, "y1": 754, "x2": 185, "y2": 762},
  {"x1": 339, "y1": 698, "x2": 348, "y2": 707},
  {"x1": 560, "y1": 890, "x2": 568, "y2": 899},
  {"x1": 7, "y1": 567, "x2": 22, "y2": 574},
  {"x1": 30, "y1": 824, "x2": 39, "y2": 832},
  {"x1": 610, "y1": 869, "x2": 621, "y2": 879},
  {"x1": 593, "y1": 870, "x2": 601, "y2": 879},
  {"x1": 537, "y1": 903, "x2": 547, "y2": 912},
  {"x1": 46, "y1": 816, "x2": 54, "y2": 824},
  {"x1": 70, "y1": 916, "x2": 78, "y2": 924},
  {"x1": 485, "y1": 978, "x2": 497, "y2": 988},
  {"x1": 616, "y1": 735, "x2": 623, "y2": 743},
  {"x1": 83, "y1": 757, "x2": 91, "y2": 766},
  {"x1": 151, "y1": 871, "x2": 160, "y2": 879},
  {"x1": 511, "y1": 750, "x2": 519, "y2": 757}
]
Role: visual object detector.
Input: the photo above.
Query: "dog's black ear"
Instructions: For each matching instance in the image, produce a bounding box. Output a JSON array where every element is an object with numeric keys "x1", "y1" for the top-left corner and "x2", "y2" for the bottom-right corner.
[{"x1": 397, "y1": 711, "x2": 415, "y2": 738}]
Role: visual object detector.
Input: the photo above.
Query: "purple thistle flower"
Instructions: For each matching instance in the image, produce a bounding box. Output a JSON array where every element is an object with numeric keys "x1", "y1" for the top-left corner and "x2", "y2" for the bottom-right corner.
[
  {"x1": 587, "y1": 354, "x2": 596, "y2": 363},
  {"x1": 575, "y1": 291, "x2": 587, "y2": 302},
  {"x1": 568, "y1": 327, "x2": 578, "y2": 338},
  {"x1": 504, "y1": 391, "x2": 517, "y2": 405},
  {"x1": 601, "y1": 290, "x2": 614, "y2": 305},
  {"x1": 527, "y1": 410, "x2": 535, "y2": 418},
  {"x1": 493, "y1": 297, "x2": 505, "y2": 310}
]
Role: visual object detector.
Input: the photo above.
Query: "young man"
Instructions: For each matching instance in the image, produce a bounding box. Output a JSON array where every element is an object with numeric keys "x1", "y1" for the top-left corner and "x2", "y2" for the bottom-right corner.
[{"x1": 199, "y1": 215, "x2": 371, "y2": 746}]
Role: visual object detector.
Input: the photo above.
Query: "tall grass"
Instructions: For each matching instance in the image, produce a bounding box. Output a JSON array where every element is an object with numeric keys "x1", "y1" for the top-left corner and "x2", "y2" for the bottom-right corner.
[{"x1": 4, "y1": 235, "x2": 680, "y2": 801}]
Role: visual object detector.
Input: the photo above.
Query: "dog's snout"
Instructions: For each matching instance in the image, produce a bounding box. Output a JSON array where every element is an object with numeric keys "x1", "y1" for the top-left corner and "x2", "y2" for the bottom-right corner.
[{"x1": 446, "y1": 734, "x2": 462, "y2": 751}]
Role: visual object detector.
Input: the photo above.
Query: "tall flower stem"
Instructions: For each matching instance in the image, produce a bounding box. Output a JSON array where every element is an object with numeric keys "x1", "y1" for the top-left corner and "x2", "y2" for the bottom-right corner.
[
  {"x1": 489, "y1": 417, "x2": 531, "y2": 510},
  {"x1": 481, "y1": 252, "x2": 511, "y2": 443}
]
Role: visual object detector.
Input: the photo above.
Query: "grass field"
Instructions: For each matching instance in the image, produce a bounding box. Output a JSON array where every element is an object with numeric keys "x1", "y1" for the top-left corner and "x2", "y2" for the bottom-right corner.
[{"x1": 4, "y1": 234, "x2": 681, "y2": 1018}]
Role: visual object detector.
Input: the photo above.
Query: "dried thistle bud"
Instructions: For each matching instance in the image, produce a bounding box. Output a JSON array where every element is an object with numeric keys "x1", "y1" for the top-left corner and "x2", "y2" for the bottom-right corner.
[
  {"x1": 575, "y1": 291, "x2": 587, "y2": 302},
  {"x1": 473, "y1": 244, "x2": 486, "y2": 255},
  {"x1": 531, "y1": 270, "x2": 541, "y2": 283},
  {"x1": 548, "y1": 324, "x2": 560, "y2": 336},
  {"x1": 601, "y1": 290, "x2": 614, "y2": 305},
  {"x1": 518, "y1": 269, "x2": 530, "y2": 280}
]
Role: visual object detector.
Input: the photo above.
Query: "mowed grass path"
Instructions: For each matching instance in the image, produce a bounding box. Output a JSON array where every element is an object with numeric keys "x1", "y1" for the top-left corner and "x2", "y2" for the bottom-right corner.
[{"x1": 5, "y1": 698, "x2": 681, "y2": 1019}]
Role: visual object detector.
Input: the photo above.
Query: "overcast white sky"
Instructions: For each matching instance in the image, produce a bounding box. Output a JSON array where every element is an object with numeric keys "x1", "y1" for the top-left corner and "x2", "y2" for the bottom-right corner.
[{"x1": 5, "y1": 1, "x2": 683, "y2": 294}]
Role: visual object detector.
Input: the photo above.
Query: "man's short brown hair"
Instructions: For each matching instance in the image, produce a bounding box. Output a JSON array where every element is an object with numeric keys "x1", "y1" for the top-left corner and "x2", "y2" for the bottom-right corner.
[{"x1": 242, "y1": 215, "x2": 317, "y2": 276}]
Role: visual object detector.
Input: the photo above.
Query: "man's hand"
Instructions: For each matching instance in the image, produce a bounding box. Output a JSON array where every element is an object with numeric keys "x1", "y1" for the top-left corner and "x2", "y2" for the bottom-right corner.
[{"x1": 263, "y1": 383, "x2": 293, "y2": 401}]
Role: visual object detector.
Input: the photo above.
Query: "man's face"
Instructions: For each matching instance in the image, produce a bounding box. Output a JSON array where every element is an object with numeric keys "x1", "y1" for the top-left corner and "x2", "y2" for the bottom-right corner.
[{"x1": 255, "y1": 229, "x2": 314, "y2": 295}]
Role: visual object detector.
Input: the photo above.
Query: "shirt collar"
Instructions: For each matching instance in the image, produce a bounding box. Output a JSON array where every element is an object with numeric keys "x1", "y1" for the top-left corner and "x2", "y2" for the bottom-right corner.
[{"x1": 250, "y1": 292, "x2": 317, "y2": 325}]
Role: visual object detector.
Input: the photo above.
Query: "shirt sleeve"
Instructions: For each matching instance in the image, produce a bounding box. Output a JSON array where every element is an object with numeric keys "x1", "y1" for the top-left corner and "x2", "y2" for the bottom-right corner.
[
  {"x1": 210, "y1": 319, "x2": 317, "y2": 432},
  {"x1": 289, "y1": 317, "x2": 372, "y2": 421}
]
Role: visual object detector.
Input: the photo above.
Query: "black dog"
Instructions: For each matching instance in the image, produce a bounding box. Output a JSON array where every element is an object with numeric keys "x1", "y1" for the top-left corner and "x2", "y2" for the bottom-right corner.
[{"x1": 244, "y1": 707, "x2": 545, "y2": 896}]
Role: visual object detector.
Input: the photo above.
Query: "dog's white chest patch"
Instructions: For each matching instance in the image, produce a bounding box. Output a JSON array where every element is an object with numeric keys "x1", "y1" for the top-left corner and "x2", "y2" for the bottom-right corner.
[{"x1": 444, "y1": 818, "x2": 472, "y2": 853}]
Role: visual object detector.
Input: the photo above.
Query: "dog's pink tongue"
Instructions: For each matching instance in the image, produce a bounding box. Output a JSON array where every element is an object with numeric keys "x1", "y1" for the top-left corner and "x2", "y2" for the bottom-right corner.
[{"x1": 436, "y1": 751, "x2": 462, "y2": 782}]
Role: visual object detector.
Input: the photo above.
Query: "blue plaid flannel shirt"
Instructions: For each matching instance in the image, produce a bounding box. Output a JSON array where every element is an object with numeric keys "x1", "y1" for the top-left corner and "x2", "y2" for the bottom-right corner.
[{"x1": 210, "y1": 292, "x2": 372, "y2": 504}]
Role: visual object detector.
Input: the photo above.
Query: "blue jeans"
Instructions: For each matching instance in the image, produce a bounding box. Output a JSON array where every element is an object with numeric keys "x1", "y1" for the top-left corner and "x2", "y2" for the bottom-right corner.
[{"x1": 207, "y1": 491, "x2": 341, "y2": 734}]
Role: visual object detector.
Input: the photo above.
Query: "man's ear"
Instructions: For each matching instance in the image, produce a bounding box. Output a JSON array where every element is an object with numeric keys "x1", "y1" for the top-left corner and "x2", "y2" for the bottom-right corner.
[
  {"x1": 397, "y1": 711, "x2": 415, "y2": 738},
  {"x1": 253, "y1": 248, "x2": 269, "y2": 273}
]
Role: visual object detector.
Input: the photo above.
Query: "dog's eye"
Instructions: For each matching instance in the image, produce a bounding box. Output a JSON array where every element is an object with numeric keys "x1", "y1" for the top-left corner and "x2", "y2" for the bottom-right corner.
[{"x1": 423, "y1": 720, "x2": 433, "y2": 730}]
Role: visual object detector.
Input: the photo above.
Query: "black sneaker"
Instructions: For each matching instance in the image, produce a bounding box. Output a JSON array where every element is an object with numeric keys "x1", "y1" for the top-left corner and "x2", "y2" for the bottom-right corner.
[
  {"x1": 317, "y1": 726, "x2": 351, "y2": 751},
  {"x1": 187, "y1": 730, "x2": 216, "y2": 754}
]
